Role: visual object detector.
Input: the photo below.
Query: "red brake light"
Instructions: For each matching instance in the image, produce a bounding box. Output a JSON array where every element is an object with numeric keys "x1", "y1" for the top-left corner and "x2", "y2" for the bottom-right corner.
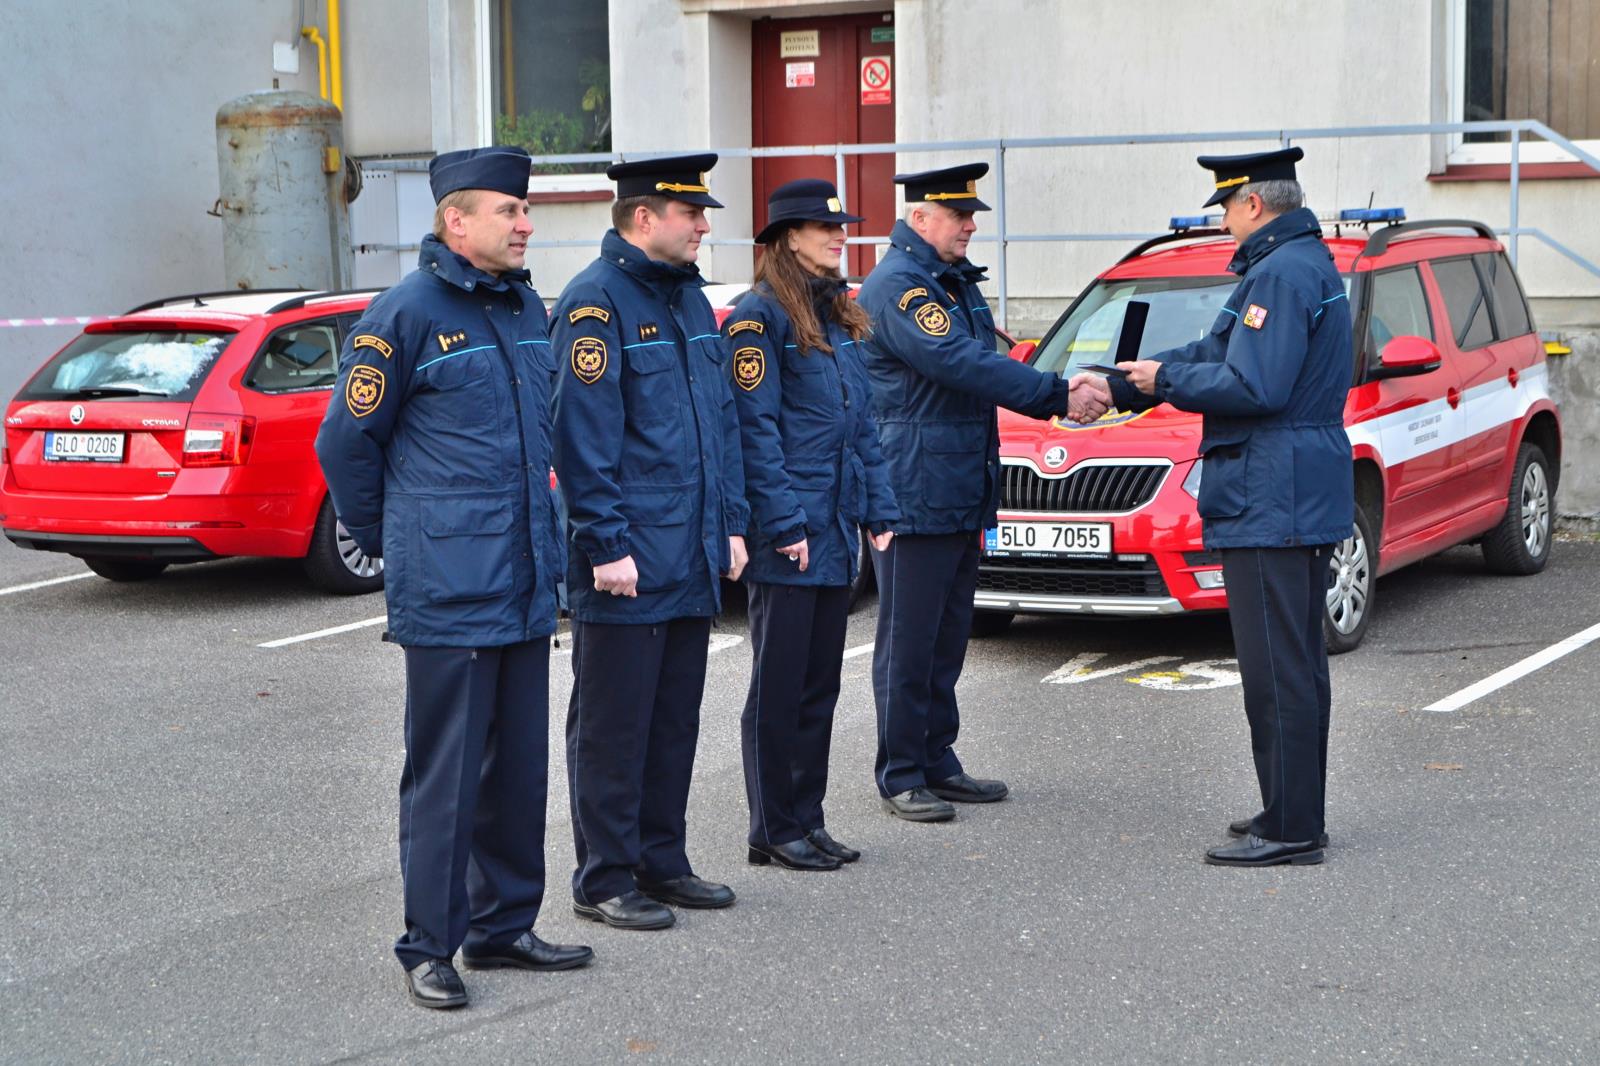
[{"x1": 182, "y1": 413, "x2": 255, "y2": 467}]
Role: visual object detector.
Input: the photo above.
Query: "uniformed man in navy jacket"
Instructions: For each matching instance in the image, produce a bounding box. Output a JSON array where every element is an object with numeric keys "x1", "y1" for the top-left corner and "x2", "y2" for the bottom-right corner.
[
  {"x1": 857, "y1": 163, "x2": 1108, "y2": 823},
  {"x1": 551, "y1": 154, "x2": 750, "y2": 929},
  {"x1": 316, "y1": 146, "x2": 592, "y2": 1010},
  {"x1": 1107, "y1": 146, "x2": 1353, "y2": 867}
]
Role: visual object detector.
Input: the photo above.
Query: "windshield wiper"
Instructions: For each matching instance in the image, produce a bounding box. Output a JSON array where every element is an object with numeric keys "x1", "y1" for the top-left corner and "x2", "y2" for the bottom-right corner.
[{"x1": 57, "y1": 386, "x2": 171, "y2": 398}]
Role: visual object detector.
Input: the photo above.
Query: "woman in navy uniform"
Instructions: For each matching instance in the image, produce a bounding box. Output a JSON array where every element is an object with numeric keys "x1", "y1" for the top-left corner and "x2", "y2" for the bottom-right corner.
[
  {"x1": 1109, "y1": 147, "x2": 1352, "y2": 867},
  {"x1": 551, "y1": 154, "x2": 751, "y2": 929},
  {"x1": 316, "y1": 146, "x2": 591, "y2": 1010},
  {"x1": 726, "y1": 179, "x2": 901, "y2": 870}
]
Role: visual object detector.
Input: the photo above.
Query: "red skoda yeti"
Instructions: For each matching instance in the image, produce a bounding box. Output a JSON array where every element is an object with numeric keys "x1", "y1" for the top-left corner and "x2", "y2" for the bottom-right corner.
[
  {"x1": 979, "y1": 213, "x2": 1561, "y2": 652},
  {"x1": 2, "y1": 289, "x2": 384, "y2": 592}
]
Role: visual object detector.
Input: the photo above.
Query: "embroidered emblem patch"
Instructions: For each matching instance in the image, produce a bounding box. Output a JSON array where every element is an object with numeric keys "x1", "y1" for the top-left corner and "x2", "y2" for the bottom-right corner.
[
  {"x1": 914, "y1": 302, "x2": 951, "y2": 337},
  {"x1": 351, "y1": 334, "x2": 392, "y2": 359},
  {"x1": 568, "y1": 306, "x2": 611, "y2": 325},
  {"x1": 638, "y1": 322, "x2": 660, "y2": 341},
  {"x1": 727, "y1": 320, "x2": 764, "y2": 336},
  {"x1": 897, "y1": 287, "x2": 929, "y2": 311},
  {"x1": 571, "y1": 337, "x2": 607, "y2": 384},
  {"x1": 345, "y1": 365, "x2": 385, "y2": 418},
  {"x1": 1243, "y1": 304, "x2": 1269, "y2": 330},
  {"x1": 734, "y1": 346, "x2": 765, "y2": 391},
  {"x1": 436, "y1": 329, "x2": 468, "y2": 352}
]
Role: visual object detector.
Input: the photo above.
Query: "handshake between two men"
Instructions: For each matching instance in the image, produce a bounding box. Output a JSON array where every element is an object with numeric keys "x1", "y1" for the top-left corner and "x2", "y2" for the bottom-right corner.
[{"x1": 1058, "y1": 359, "x2": 1164, "y2": 424}]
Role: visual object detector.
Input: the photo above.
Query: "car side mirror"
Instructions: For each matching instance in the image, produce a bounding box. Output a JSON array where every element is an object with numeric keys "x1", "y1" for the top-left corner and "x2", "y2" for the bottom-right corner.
[
  {"x1": 1008, "y1": 340, "x2": 1037, "y2": 363},
  {"x1": 1370, "y1": 335, "x2": 1442, "y2": 380}
]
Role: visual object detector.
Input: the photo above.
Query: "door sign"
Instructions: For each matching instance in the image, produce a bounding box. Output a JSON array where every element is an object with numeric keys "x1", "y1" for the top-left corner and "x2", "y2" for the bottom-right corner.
[
  {"x1": 860, "y1": 55, "x2": 892, "y2": 106},
  {"x1": 786, "y1": 61, "x2": 816, "y2": 88}
]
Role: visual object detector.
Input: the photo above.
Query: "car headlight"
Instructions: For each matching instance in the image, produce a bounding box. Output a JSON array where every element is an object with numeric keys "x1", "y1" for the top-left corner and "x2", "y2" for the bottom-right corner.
[{"x1": 1182, "y1": 459, "x2": 1203, "y2": 499}]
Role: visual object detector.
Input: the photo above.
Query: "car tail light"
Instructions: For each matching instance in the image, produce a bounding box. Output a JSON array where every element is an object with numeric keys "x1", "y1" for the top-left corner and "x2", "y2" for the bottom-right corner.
[{"x1": 183, "y1": 414, "x2": 255, "y2": 467}]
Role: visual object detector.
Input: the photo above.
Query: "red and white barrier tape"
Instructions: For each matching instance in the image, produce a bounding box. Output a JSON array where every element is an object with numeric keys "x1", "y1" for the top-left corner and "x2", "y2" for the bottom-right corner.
[{"x1": 3, "y1": 317, "x2": 107, "y2": 329}]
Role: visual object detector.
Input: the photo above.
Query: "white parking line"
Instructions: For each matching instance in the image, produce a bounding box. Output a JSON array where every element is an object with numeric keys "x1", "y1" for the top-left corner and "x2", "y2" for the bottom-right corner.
[
  {"x1": 258, "y1": 615, "x2": 387, "y2": 648},
  {"x1": 842, "y1": 641, "x2": 874, "y2": 660},
  {"x1": 0, "y1": 572, "x2": 94, "y2": 597},
  {"x1": 1425, "y1": 619, "x2": 1600, "y2": 713}
]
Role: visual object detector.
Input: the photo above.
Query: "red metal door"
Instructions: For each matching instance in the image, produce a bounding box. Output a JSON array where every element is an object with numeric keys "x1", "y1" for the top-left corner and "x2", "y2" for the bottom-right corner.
[{"x1": 751, "y1": 13, "x2": 896, "y2": 278}]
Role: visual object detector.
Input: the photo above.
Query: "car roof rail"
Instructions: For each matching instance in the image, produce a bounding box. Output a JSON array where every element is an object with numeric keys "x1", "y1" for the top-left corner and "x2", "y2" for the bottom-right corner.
[
  {"x1": 122, "y1": 288, "x2": 305, "y2": 314},
  {"x1": 1116, "y1": 228, "x2": 1228, "y2": 265},
  {"x1": 1361, "y1": 219, "x2": 1497, "y2": 257},
  {"x1": 266, "y1": 288, "x2": 388, "y2": 314}
]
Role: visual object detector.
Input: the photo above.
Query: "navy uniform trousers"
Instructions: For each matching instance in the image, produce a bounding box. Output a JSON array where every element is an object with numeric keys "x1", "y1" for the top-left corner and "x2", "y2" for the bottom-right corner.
[
  {"x1": 741, "y1": 583, "x2": 852, "y2": 846},
  {"x1": 870, "y1": 532, "x2": 978, "y2": 797},
  {"x1": 1221, "y1": 546, "x2": 1333, "y2": 844},
  {"x1": 395, "y1": 639, "x2": 549, "y2": 970},
  {"x1": 566, "y1": 617, "x2": 710, "y2": 905}
]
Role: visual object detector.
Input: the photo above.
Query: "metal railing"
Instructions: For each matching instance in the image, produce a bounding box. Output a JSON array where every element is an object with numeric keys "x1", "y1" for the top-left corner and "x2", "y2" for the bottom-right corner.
[{"x1": 426, "y1": 120, "x2": 1600, "y2": 327}]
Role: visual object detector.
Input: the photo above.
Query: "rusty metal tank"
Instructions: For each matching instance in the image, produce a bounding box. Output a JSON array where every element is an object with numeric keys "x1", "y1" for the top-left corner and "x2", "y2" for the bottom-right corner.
[{"x1": 215, "y1": 91, "x2": 354, "y2": 290}]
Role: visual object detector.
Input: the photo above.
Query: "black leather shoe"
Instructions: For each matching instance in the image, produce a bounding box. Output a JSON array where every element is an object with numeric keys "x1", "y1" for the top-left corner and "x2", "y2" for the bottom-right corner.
[
  {"x1": 1204, "y1": 834, "x2": 1324, "y2": 867},
  {"x1": 1228, "y1": 817, "x2": 1330, "y2": 849},
  {"x1": 404, "y1": 958, "x2": 468, "y2": 1009},
  {"x1": 636, "y1": 874, "x2": 737, "y2": 909},
  {"x1": 748, "y1": 838, "x2": 842, "y2": 871},
  {"x1": 805, "y1": 827, "x2": 860, "y2": 863},
  {"x1": 461, "y1": 931, "x2": 594, "y2": 972},
  {"x1": 882, "y1": 787, "x2": 956, "y2": 822},
  {"x1": 926, "y1": 772, "x2": 1009, "y2": 803},
  {"x1": 572, "y1": 889, "x2": 676, "y2": 930}
]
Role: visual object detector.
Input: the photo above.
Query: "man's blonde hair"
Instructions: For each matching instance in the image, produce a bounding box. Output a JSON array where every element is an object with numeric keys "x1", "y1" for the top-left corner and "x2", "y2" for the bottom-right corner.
[{"x1": 432, "y1": 189, "x2": 484, "y2": 240}]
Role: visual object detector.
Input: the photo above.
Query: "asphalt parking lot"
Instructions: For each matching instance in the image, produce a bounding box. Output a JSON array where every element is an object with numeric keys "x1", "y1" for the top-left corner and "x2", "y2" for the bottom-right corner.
[{"x1": 2, "y1": 536, "x2": 1598, "y2": 1065}]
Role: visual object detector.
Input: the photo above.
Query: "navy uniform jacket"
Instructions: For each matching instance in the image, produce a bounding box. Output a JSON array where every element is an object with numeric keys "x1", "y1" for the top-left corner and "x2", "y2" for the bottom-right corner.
[
  {"x1": 314, "y1": 235, "x2": 562, "y2": 647},
  {"x1": 858, "y1": 220, "x2": 1071, "y2": 534},
  {"x1": 724, "y1": 280, "x2": 900, "y2": 587},
  {"x1": 550, "y1": 230, "x2": 749, "y2": 624},
  {"x1": 1110, "y1": 207, "x2": 1354, "y2": 549}
]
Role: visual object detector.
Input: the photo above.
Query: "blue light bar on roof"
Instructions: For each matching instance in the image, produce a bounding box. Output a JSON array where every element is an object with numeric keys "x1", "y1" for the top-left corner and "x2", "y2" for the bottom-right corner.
[
  {"x1": 1170, "y1": 215, "x2": 1221, "y2": 230},
  {"x1": 1338, "y1": 207, "x2": 1406, "y2": 223}
]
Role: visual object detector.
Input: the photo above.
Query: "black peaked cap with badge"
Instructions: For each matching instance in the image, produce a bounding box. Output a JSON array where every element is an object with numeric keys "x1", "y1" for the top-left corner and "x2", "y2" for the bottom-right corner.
[
  {"x1": 429, "y1": 146, "x2": 533, "y2": 202},
  {"x1": 607, "y1": 153, "x2": 723, "y2": 208},
  {"x1": 1196, "y1": 146, "x2": 1304, "y2": 207},
  {"x1": 895, "y1": 163, "x2": 991, "y2": 212},
  {"x1": 756, "y1": 178, "x2": 865, "y2": 244}
]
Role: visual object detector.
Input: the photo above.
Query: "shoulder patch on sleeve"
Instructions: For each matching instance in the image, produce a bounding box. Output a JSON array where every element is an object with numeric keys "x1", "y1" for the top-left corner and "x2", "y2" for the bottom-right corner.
[
  {"x1": 727, "y1": 319, "x2": 764, "y2": 336},
  {"x1": 351, "y1": 334, "x2": 393, "y2": 359},
  {"x1": 1243, "y1": 304, "x2": 1268, "y2": 330},
  {"x1": 567, "y1": 306, "x2": 611, "y2": 325},
  {"x1": 733, "y1": 346, "x2": 765, "y2": 391},
  {"x1": 571, "y1": 337, "x2": 608, "y2": 384},
  {"x1": 913, "y1": 301, "x2": 951, "y2": 337},
  {"x1": 897, "y1": 287, "x2": 929, "y2": 311},
  {"x1": 345, "y1": 365, "x2": 386, "y2": 417}
]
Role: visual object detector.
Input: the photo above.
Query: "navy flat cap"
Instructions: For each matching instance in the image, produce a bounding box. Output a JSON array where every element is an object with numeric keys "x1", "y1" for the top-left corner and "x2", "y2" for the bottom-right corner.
[{"x1": 429, "y1": 146, "x2": 533, "y2": 202}]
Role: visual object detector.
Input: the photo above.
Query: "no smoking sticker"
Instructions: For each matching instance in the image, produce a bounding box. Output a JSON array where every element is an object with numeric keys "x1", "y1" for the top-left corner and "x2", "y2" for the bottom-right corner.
[{"x1": 860, "y1": 55, "x2": 892, "y2": 105}]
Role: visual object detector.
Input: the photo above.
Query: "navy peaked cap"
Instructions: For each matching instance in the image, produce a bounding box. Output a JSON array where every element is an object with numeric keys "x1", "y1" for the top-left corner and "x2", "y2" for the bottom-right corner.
[
  {"x1": 1196, "y1": 146, "x2": 1304, "y2": 207},
  {"x1": 607, "y1": 153, "x2": 723, "y2": 207},
  {"x1": 756, "y1": 178, "x2": 865, "y2": 244},
  {"x1": 894, "y1": 163, "x2": 991, "y2": 211}
]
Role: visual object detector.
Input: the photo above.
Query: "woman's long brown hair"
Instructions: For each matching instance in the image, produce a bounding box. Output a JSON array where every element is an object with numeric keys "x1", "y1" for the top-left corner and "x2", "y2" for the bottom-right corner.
[{"x1": 752, "y1": 229, "x2": 872, "y2": 355}]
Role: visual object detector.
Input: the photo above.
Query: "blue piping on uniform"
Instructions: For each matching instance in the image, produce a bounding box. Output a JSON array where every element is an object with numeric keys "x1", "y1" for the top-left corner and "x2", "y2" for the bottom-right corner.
[
  {"x1": 416, "y1": 344, "x2": 496, "y2": 371},
  {"x1": 517, "y1": 339, "x2": 551, "y2": 345},
  {"x1": 1220, "y1": 307, "x2": 1240, "y2": 319},
  {"x1": 686, "y1": 333, "x2": 719, "y2": 342},
  {"x1": 622, "y1": 339, "x2": 675, "y2": 350},
  {"x1": 1313, "y1": 291, "x2": 1349, "y2": 321}
]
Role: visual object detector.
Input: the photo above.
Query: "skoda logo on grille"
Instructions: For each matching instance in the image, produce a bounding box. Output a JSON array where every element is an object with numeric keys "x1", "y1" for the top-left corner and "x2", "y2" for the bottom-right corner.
[
  {"x1": 69, "y1": 404, "x2": 86, "y2": 426},
  {"x1": 1043, "y1": 445, "x2": 1069, "y2": 470}
]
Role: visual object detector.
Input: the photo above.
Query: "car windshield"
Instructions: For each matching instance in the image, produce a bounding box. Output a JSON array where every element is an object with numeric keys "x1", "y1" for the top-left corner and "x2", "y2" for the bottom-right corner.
[
  {"x1": 17, "y1": 330, "x2": 232, "y2": 402},
  {"x1": 1031, "y1": 276, "x2": 1239, "y2": 375}
]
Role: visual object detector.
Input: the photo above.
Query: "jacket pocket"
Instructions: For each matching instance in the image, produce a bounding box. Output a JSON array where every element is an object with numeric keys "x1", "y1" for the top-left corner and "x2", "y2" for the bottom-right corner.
[
  {"x1": 922, "y1": 423, "x2": 981, "y2": 509},
  {"x1": 620, "y1": 485, "x2": 693, "y2": 592},
  {"x1": 417, "y1": 348, "x2": 497, "y2": 426},
  {"x1": 1197, "y1": 445, "x2": 1249, "y2": 520},
  {"x1": 624, "y1": 344, "x2": 681, "y2": 424},
  {"x1": 419, "y1": 497, "x2": 516, "y2": 603}
]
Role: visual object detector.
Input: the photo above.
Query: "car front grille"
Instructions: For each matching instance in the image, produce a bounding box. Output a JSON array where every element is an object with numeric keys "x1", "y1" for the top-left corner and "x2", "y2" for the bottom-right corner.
[
  {"x1": 977, "y1": 555, "x2": 1169, "y2": 598},
  {"x1": 999, "y1": 462, "x2": 1166, "y2": 513}
]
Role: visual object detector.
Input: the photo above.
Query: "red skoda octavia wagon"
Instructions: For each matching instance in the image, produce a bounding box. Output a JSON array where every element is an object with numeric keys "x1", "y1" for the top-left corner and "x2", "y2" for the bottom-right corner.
[{"x1": 1, "y1": 289, "x2": 384, "y2": 593}]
